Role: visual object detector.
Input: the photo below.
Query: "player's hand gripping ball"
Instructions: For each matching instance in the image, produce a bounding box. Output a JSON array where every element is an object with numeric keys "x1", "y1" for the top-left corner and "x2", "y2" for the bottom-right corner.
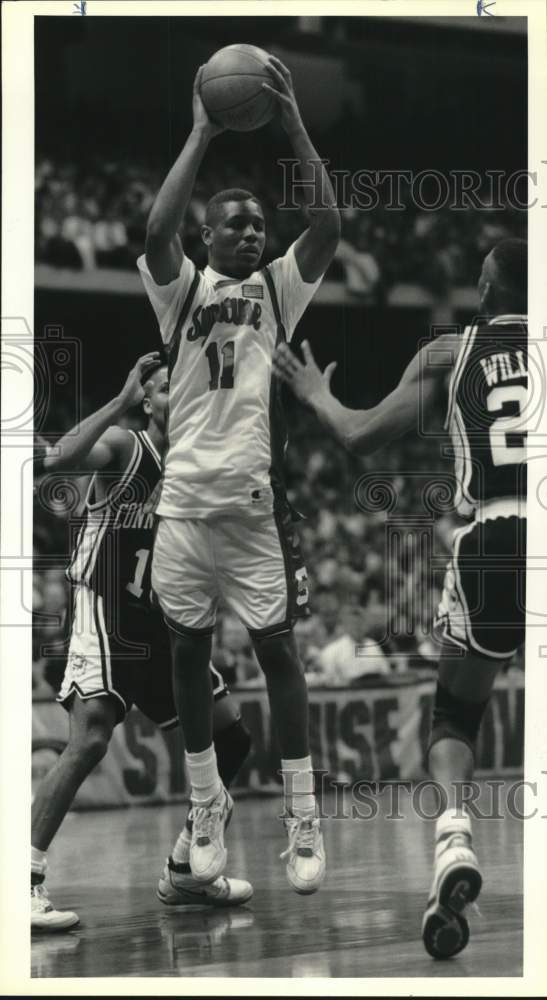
[{"x1": 199, "y1": 44, "x2": 276, "y2": 132}]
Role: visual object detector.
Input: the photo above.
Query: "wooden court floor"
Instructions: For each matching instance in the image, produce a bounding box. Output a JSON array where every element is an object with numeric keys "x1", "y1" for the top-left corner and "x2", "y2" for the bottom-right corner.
[{"x1": 31, "y1": 782, "x2": 523, "y2": 979}]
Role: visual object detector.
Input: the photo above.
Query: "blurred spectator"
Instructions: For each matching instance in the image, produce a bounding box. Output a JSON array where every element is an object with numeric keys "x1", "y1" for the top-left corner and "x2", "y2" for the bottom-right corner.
[
  {"x1": 312, "y1": 587, "x2": 340, "y2": 639},
  {"x1": 335, "y1": 232, "x2": 381, "y2": 301},
  {"x1": 315, "y1": 604, "x2": 391, "y2": 686},
  {"x1": 215, "y1": 612, "x2": 263, "y2": 686}
]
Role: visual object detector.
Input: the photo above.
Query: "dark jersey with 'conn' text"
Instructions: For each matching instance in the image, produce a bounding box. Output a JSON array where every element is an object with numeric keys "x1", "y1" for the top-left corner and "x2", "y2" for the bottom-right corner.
[{"x1": 67, "y1": 430, "x2": 162, "y2": 608}]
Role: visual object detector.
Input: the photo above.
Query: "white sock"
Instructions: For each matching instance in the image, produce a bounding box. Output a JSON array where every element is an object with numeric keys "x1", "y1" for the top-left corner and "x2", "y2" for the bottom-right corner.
[
  {"x1": 171, "y1": 826, "x2": 192, "y2": 865},
  {"x1": 281, "y1": 756, "x2": 316, "y2": 817},
  {"x1": 31, "y1": 845, "x2": 47, "y2": 879},
  {"x1": 186, "y1": 745, "x2": 222, "y2": 806}
]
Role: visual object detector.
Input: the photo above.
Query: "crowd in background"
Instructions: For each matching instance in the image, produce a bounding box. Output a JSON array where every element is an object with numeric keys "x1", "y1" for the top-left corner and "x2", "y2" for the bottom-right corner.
[{"x1": 36, "y1": 157, "x2": 526, "y2": 302}]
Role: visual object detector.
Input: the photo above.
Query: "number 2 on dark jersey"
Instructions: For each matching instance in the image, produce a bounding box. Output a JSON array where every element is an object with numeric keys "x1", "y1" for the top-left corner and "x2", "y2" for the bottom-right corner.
[{"x1": 486, "y1": 385, "x2": 527, "y2": 467}]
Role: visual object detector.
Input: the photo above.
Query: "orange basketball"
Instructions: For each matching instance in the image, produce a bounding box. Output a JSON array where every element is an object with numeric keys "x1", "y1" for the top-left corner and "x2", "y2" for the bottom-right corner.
[{"x1": 200, "y1": 44, "x2": 276, "y2": 132}]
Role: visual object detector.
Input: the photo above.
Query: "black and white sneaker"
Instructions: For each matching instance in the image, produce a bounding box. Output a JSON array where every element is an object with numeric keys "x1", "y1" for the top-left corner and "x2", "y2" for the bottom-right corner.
[
  {"x1": 422, "y1": 810, "x2": 482, "y2": 959},
  {"x1": 158, "y1": 856, "x2": 253, "y2": 908}
]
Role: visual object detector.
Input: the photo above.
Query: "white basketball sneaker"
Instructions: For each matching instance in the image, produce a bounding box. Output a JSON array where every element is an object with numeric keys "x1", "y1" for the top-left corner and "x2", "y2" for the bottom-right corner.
[
  {"x1": 189, "y1": 786, "x2": 233, "y2": 884},
  {"x1": 31, "y1": 882, "x2": 79, "y2": 932},
  {"x1": 422, "y1": 810, "x2": 482, "y2": 959},
  {"x1": 157, "y1": 856, "x2": 253, "y2": 908},
  {"x1": 280, "y1": 813, "x2": 326, "y2": 894}
]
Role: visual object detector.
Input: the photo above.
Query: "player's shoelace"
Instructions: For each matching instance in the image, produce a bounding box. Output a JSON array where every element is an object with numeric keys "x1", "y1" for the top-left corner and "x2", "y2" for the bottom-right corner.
[
  {"x1": 280, "y1": 816, "x2": 317, "y2": 859},
  {"x1": 32, "y1": 883, "x2": 53, "y2": 912},
  {"x1": 190, "y1": 797, "x2": 225, "y2": 845}
]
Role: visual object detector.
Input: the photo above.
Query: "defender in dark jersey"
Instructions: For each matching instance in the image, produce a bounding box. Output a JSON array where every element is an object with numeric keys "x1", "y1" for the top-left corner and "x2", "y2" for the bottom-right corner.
[
  {"x1": 31, "y1": 353, "x2": 253, "y2": 932},
  {"x1": 273, "y1": 238, "x2": 527, "y2": 960}
]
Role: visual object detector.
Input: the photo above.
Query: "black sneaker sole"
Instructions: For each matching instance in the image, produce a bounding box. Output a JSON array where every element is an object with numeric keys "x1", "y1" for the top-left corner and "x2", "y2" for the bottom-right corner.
[
  {"x1": 422, "y1": 863, "x2": 482, "y2": 960},
  {"x1": 423, "y1": 905, "x2": 469, "y2": 960}
]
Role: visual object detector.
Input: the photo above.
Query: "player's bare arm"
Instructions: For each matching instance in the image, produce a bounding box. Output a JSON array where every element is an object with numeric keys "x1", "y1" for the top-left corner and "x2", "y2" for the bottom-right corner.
[
  {"x1": 274, "y1": 335, "x2": 460, "y2": 455},
  {"x1": 145, "y1": 68, "x2": 225, "y2": 286},
  {"x1": 41, "y1": 352, "x2": 162, "y2": 474},
  {"x1": 263, "y1": 56, "x2": 340, "y2": 282}
]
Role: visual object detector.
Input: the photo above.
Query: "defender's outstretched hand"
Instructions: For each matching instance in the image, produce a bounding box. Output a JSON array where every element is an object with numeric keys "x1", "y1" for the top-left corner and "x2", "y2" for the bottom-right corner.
[
  {"x1": 262, "y1": 55, "x2": 303, "y2": 134},
  {"x1": 192, "y1": 66, "x2": 226, "y2": 138},
  {"x1": 117, "y1": 352, "x2": 162, "y2": 411},
  {"x1": 273, "y1": 341, "x2": 337, "y2": 406}
]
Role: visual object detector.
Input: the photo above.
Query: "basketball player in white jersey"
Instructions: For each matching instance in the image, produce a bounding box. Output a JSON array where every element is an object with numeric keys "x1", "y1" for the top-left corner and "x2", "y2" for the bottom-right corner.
[
  {"x1": 273, "y1": 239, "x2": 528, "y2": 956},
  {"x1": 32, "y1": 354, "x2": 254, "y2": 931},
  {"x1": 139, "y1": 56, "x2": 340, "y2": 894}
]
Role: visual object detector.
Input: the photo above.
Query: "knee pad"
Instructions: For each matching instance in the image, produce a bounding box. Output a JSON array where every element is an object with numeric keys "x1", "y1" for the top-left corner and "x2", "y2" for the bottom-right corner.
[
  {"x1": 213, "y1": 718, "x2": 251, "y2": 789},
  {"x1": 427, "y1": 681, "x2": 489, "y2": 759}
]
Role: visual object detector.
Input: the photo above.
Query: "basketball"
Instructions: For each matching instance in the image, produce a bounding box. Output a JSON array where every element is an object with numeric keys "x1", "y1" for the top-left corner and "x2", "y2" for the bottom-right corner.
[{"x1": 200, "y1": 44, "x2": 276, "y2": 132}]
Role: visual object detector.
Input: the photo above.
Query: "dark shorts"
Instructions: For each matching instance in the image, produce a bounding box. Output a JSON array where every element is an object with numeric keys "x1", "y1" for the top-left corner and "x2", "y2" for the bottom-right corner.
[
  {"x1": 435, "y1": 515, "x2": 526, "y2": 660},
  {"x1": 58, "y1": 584, "x2": 228, "y2": 727}
]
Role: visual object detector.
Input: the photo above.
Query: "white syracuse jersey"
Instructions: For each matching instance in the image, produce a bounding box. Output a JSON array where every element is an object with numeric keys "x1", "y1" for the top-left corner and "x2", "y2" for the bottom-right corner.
[{"x1": 137, "y1": 243, "x2": 322, "y2": 518}]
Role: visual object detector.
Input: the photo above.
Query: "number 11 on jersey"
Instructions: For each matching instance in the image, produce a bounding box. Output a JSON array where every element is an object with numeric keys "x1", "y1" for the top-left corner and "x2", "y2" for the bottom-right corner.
[{"x1": 206, "y1": 341, "x2": 235, "y2": 390}]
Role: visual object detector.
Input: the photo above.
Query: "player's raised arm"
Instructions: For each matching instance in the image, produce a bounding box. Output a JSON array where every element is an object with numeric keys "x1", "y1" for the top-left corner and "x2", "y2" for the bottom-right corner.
[
  {"x1": 263, "y1": 56, "x2": 340, "y2": 282},
  {"x1": 39, "y1": 352, "x2": 162, "y2": 475},
  {"x1": 145, "y1": 67, "x2": 225, "y2": 286},
  {"x1": 274, "y1": 336, "x2": 458, "y2": 455}
]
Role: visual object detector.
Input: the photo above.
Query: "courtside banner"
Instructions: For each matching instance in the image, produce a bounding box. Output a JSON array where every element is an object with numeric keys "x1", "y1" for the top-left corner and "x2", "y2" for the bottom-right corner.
[{"x1": 32, "y1": 674, "x2": 524, "y2": 809}]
